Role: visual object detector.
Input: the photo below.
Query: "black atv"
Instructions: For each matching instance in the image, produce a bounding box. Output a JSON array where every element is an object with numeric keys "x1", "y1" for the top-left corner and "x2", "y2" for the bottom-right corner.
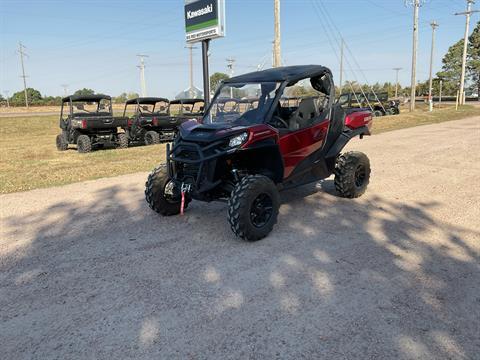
[
  {"x1": 337, "y1": 91, "x2": 400, "y2": 117},
  {"x1": 145, "y1": 65, "x2": 373, "y2": 241},
  {"x1": 122, "y1": 97, "x2": 178, "y2": 145},
  {"x1": 56, "y1": 94, "x2": 128, "y2": 153}
]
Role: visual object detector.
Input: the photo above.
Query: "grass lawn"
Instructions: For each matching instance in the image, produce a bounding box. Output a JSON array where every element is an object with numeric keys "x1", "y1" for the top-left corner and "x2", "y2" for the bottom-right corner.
[{"x1": 0, "y1": 105, "x2": 478, "y2": 194}]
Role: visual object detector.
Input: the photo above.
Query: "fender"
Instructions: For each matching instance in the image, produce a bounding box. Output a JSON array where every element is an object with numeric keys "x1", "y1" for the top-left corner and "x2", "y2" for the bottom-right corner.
[{"x1": 326, "y1": 126, "x2": 371, "y2": 159}]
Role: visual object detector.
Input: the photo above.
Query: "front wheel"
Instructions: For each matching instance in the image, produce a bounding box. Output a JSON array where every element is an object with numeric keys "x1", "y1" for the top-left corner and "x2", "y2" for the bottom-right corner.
[
  {"x1": 334, "y1": 151, "x2": 371, "y2": 198},
  {"x1": 77, "y1": 135, "x2": 92, "y2": 153},
  {"x1": 228, "y1": 175, "x2": 280, "y2": 241},
  {"x1": 117, "y1": 133, "x2": 128, "y2": 149},
  {"x1": 145, "y1": 165, "x2": 189, "y2": 216},
  {"x1": 56, "y1": 133, "x2": 68, "y2": 151}
]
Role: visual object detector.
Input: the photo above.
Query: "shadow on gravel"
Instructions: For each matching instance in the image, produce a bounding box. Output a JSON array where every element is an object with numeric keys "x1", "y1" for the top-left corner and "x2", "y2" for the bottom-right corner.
[{"x1": 1, "y1": 181, "x2": 479, "y2": 359}]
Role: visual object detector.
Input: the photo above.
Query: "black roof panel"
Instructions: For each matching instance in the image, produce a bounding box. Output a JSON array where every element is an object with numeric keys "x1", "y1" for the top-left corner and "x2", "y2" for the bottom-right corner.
[
  {"x1": 170, "y1": 98, "x2": 205, "y2": 104},
  {"x1": 224, "y1": 65, "x2": 331, "y2": 84},
  {"x1": 125, "y1": 97, "x2": 169, "y2": 105},
  {"x1": 63, "y1": 94, "x2": 111, "y2": 102}
]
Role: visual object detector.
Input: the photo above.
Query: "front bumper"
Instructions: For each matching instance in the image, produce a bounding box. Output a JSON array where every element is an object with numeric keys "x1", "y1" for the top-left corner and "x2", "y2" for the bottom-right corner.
[{"x1": 166, "y1": 138, "x2": 231, "y2": 194}]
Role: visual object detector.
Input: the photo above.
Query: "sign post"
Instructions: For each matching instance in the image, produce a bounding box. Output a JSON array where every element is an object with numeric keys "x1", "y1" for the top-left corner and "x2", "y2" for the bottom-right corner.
[{"x1": 185, "y1": 0, "x2": 225, "y2": 107}]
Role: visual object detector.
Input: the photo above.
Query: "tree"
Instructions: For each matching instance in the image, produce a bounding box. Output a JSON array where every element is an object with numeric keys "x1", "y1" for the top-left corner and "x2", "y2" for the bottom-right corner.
[
  {"x1": 73, "y1": 88, "x2": 95, "y2": 97},
  {"x1": 10, "y1": 88, "x2": 42, "y2": 106},
  {"x1": 114, "y1": 92, "x2": 128, "y2": 104},
  {"x1": 127, "y1": 92, "x2": 139, "y2": 100},
  {"x1": 210, "y1": 72, "x2": 229, "y2": 92},
  {"x1": 468, "y1": 21, "x2": 480, "y2": 95}
]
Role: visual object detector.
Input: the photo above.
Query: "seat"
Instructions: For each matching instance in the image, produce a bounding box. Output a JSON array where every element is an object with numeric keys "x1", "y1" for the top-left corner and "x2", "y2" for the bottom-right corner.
[{"x1": 289, "y1": 98, "x2": 318, "y2": 130}]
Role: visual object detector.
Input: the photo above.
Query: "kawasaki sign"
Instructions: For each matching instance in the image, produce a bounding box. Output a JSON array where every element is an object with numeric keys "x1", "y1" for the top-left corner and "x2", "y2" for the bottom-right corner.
[{"x1": 185, "y1": 0, "x2": 225, "y2": 43}]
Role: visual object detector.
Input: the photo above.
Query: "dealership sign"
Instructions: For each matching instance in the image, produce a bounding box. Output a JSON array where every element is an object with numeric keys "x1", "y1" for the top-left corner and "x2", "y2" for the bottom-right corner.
[{"x1": 185, "y1": 0, "x2": 225, "y2": 43}]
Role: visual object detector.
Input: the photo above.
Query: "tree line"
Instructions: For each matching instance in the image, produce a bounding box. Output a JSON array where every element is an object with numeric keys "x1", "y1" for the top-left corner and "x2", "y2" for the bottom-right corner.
[{"x1": 0, "y1": 88, "x2": 140, "y2": 107}]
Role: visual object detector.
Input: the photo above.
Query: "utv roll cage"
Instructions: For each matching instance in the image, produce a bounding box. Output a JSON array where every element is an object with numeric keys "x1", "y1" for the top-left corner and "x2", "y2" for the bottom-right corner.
[
  {"x1": 122, "y1": 97, "x2": 170, "y2": 117},
  {"x1": 61, "y1": 94, "x2": 113, "y2": 117},
  {"x1": 169, "y1": 99, "x2": 204, "y2": 116},
  {"x1": 210, "y1": 65, "x2": 335, "y2": 123}
]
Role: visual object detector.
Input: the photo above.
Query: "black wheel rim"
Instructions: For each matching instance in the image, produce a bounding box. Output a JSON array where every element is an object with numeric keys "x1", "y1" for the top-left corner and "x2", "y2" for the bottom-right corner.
[
  {"x1": 250, "y1": 193, "x2": 273, "y2": 228},
  {"x1": 354, "y1": 164, "x2": 366, "y2": 188}
]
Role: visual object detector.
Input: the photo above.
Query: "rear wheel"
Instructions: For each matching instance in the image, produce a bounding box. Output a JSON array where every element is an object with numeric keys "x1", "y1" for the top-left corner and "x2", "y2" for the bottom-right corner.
[
  {"x1": 56, "y1": 133, "x2": 68, "y2": 151},
  {"x1": 334, "y1": 151, "x2": 371, "y2": 198},
  {"x1": 373, "y1": 110, "x2": 384, "y2": 117},
  {"x1": 145, "y1": 165, "x2": 189, "y2": 216},
  {"x1": 117, "y1": 133, "x2": 128, "y2": 149},
  {"x1": 77, "y1": 135, "x2": 92, "y2": 153},
  {"x1": 145, "y1": 131, "x2": 160, "y2": 145},
  {"x1": 228, "y1": 175, "x2": 280, "y2": 241}
]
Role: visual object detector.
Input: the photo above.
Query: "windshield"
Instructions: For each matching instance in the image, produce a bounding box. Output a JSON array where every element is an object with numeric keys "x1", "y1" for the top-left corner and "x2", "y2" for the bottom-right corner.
[
  {"x1": 169, "y1": 101, "x2": 204, "y2": 115},
  {"x1": 203, "y1": 82, "x2": 281, "y2": 126},
  {"x1": 153, "y1": 100, "x2": 169, "y2": 114},
  {"x1": 72, "y1": 99, "x2": 111, "y2": 115}
]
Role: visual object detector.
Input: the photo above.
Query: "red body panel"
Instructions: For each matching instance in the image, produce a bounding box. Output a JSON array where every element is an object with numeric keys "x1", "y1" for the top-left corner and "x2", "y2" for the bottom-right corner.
[
  {"x1": 345, "y1": 111, "x2": 373, "y2": 132},
  {"x1": 278, "y1": 119, "x2": 330, "y2": 178},
  {"x1": 242, "y1": 124, "x2": 279, "y2": 148}
]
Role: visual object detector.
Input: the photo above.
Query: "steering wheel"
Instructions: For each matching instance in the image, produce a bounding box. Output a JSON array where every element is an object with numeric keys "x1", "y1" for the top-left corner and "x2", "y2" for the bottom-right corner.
[{"x1": 270, "y1": 116, "x2": 289, "y2": 129}]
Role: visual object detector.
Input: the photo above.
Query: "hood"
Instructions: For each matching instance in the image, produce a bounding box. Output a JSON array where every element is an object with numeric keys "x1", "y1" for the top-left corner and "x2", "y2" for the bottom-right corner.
[{"x1": 179, "y1": 121, "x2": 248, "y2": 143}]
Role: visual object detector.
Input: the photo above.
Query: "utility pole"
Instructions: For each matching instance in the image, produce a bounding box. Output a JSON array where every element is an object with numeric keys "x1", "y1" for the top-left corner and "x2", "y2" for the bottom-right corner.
[
  {"x1": 61, "y1": 84, "x2": 69, "y2": 96},
  {"x1": 226, "y1": 57, "x2": 235, "y2": 98},
  {"x1": 185, "y1": 44, "x2": 197, "y2": 98},
  {"x1": 455, "y1": 0, "x2": 479, "y2": 105},
  {"x1": 406, "y1": 0, "x2": 422, "y2": 112},
  {"x1": 439, "y1": 79, "x2": 443, "y2": 108},
  {"x1": 17, "y1": 42, "x2": 29, "y2": 108},
  {"x1": 339, "y1": 38, "x2": 344, "y2": 94},
  {"x1": 137, "y1": 54, "x2": 149, "y2": 97},
  {"x1": 3, "y1": 91, "x2": 10, "y2": 108},
  {"x1": 273, "y1": 0, "x2": 281, "y2": 67},
  {"x1": 393, "y1": 68, "x2": 402, "y2": 98},
  {"x1": 428, "y1": 21, "x2": 439, "y2": 112}
]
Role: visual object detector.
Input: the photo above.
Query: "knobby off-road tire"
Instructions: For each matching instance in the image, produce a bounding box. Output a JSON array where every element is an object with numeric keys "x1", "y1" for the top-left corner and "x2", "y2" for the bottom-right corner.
[
  {"x1": 56, "y1": 133, "x2": 68, "y2": 151},
  {"x1": 373, "y1": 110, "x2": 384, "y2": 117},
  {"x1": 145, "y1": 131, "x2": 160, "y2": 145},
  {"x1": 334, "y1": 151, "x2": 371, "y2": 198},
  {"x1": 117, "y1": 133, "x2": 128, "y2": 149},
  {"x1": 145, "y1": 165, "x2": 189, "y2": 216},
  {"x1": 227, "y1": 175, "x2": 280, "y2": 241},
  {"x1": 77, "y1": 135, "x2": 92, "y2": 153}
]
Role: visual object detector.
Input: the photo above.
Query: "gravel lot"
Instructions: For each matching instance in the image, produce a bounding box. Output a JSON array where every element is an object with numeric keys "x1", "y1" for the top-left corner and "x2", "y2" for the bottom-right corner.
[{"x1": 1, "y1": 117, "x2": 479, "y2": 359}]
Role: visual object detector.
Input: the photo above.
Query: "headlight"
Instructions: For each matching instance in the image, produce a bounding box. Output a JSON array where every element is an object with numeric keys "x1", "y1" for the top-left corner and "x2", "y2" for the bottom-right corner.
[{"x1": 229, "y1": 132, "x2": 248, "y2": 147}]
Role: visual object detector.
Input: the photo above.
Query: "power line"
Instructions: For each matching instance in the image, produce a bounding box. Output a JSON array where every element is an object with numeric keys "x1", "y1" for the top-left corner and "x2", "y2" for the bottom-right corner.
[{"x1": 17, "y1": 42, "x2": 29, "y2": 108}]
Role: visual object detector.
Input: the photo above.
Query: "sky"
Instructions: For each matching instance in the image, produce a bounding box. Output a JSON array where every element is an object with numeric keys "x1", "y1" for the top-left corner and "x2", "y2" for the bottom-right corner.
[{"x1": 0, "y1": 0, "x2": 478, "y2": 98}]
